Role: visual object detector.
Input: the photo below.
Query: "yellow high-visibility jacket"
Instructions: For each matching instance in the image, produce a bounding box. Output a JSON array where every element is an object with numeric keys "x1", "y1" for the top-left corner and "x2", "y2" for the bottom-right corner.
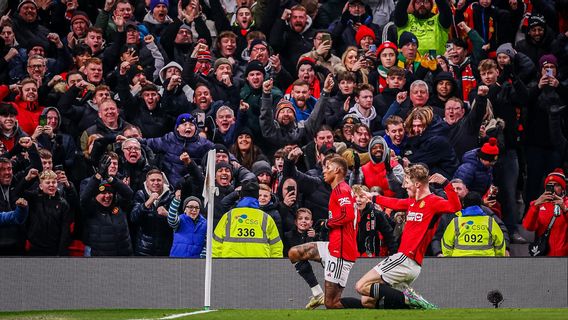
[
  {"x1": 442, "y1": 206, "x2": 505, "y2": 257},
  {"x1": 212, "y1": 207, "x2": 283, "y2": 258}
]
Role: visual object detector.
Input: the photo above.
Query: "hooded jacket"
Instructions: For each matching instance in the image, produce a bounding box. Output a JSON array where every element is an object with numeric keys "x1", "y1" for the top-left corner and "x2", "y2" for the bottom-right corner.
[
  {"x1": 357, "y1": 136, "x2": 404, "y2": 197},
  {"x1": 36, "y1": 107, "x2": 77, "y2": 169},
  {"x1": 269, "y1": 15, "x2": 316, "y2": 76},
  {"x1": 515, "y1": 26, "x2": 556, "y2": 66},
  {"x1": 131, "y1": 174, "x2": 175, "y2": 256},
  {"x1": 13, "y1": 97, "x2": 44, "y2": 136}
]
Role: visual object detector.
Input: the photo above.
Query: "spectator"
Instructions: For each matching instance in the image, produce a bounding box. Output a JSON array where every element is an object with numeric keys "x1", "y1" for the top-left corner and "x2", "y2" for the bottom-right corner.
[
  {"x1": 168, "y1": 191, "x2": 207, "y2": 258},
  {"x1": 229, "y1": 127, "x2": 269, "y2": 171},
  {"x1": 0, "y1": 198, "x2": 28, "y2": 226},
  {"x1": 283, "y1": 207, "x2": 316, "y2": 257},
  {"x1": 383, "y1": 115, "x2": 406, "y2": 156},
  {"x1": 300, "y1": 30, "x2": 341, "y2": 75},
  {"x1": 131, "y1": 169, "x2": 175, "y2": 256},
  {"x1": 0, "y1": 157, "x2": 25, "y2": 255},
  {"x1": 0, "y1": 103, "x2": 27, "y2": 152},
  {"x1": 369, "y1": 41, "x2": 399, "y2": 94},
  {"x1": 522, "y1": 169, "x2": 568, "y2": 256},
  {"x1": 13, "y1": 78, "x2": 44, "y2": 135},
  {"x1": 11, "y1": 0, "x2": 50, "y2": 51},
  {"x1": 287, "y1": 79, "x2": 318, "y2": 121},
  {"x1": 454, "y1": 137, "x2": 499, "y2": 197},
  {"x1": 515, "y1": 14, "x2": 556, "y2": 66}
]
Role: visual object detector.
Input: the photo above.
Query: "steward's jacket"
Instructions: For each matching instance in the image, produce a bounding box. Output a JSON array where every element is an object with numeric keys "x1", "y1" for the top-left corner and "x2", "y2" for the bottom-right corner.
[
  {"x1": 212, "y1": 197, "x2": 283, "y2": 258},
  {"x1": 442, "y1": 205, "x2": 505, "y2": 257}
]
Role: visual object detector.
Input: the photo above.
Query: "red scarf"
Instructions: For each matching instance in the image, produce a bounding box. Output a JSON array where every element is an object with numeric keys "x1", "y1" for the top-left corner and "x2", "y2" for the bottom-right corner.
[{"x1": 450, "y1": 59, "x2": 477, "y2": 100}]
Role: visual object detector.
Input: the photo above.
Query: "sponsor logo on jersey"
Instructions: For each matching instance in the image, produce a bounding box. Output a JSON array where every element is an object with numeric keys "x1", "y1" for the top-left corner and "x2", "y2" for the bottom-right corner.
[
  {"x1": 407, "y1": 211, "x2": 423, "y2": 222},
  {"x1": 338, "y1": 197, "x2": 351, "y2": 206}
]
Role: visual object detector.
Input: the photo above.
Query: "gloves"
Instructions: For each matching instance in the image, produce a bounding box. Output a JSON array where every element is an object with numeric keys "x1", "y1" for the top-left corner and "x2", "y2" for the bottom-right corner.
[
  {"x1": 314, "y1": 219, "x2": 328, "y2": 232},
  {"x1": 353, "y1": 152, "x2": 361, "y2": 172},
  {"x1": 97, "y1": 154, "x2": 112, "y2": 179},
  {"x1": 384, "y1": 157, "x2": 392, "y2": 173}
]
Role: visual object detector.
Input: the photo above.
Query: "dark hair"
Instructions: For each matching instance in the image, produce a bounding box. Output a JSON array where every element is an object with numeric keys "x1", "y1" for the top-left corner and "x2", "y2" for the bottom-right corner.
[
  {"x1": 72, "y1": 43, "x2": 92, "y2": 57},
  {"x1": 387, "y1": 66, "x2": 405, "y2": 78},
  {"x1": 326, "y1": 155, "x2": 348, "y2": 176},
  {"x1": 146, "y1": 168, "x2": 162, "y2": 178},
  {"x1": 0, "y1": 103, "x2": 18, "y2": 116},
  {"x1": 462, "y1": 191, "x2": 482, "y2": 208},
  {"x1": 336, "y1": 70, "x2": 356, "y2": 82}
]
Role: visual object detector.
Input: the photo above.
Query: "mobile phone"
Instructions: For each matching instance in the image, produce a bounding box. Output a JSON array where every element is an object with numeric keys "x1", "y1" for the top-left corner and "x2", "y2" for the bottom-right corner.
[
  {"x1": 369, "y1": 44, "x2": 377, "y2": 53},
  {"x1": 196, "y1": 112, "x2": 205, "y2": 127},
  {"x1": 286, "y1": 186, "x2": 295, "y2": 194},
  {"x1": 321, "y1": 33, "x2": 331, "y2": 43},
  {"x1": 54, "y1": 165, "x2": 64, "y2": 171},
  {"x1": 429, "y1": 49, "x2": 437, "y2": 57},
  {"x1": 39, "y1": 115, "x2": 47, "y2": 126},
  {"x1": 545, "y1": 184, "x2": 555, "y2": 194},
  {"x1": 546, "y1": 68, "x2": 553, "y2": 77}
]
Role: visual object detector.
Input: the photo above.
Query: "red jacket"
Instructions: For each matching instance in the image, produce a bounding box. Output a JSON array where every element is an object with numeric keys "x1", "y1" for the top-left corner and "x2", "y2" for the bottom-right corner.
[
  {"x1": 14, "y1": 98, "x2": 44, "y2": 135},
  {"x1": 523, "y1": 199, "x2": 568, "y2": 257},
  {"x1": 361, "y1": 159, "x2": 399, "y2": 197}
]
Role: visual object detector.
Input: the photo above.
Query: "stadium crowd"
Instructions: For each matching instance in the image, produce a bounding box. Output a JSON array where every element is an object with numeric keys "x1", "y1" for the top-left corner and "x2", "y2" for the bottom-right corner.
[{"x1": 0, "y1": 0, "x2": 566, "y2": 257}]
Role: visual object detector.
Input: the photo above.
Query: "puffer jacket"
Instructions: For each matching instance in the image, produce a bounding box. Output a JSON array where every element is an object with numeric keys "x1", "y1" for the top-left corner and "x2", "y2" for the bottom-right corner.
[
  {"x1": 404, "y1": 116, "x2": 459, "y2": 179},
  {"x1": 80, "y1": 177, "x2": 134, "y2": 256},
  {"x1": 168, "y1": 197, "x2": 207, "y2": 258},
  {"x1": 131, "y1": 179, "x2": 175, "y2": 256},
  {"x1": 144, "y1": 130, "x2": 214, "y2": 188},
  {"x1": 453, "y1": 149, "x2": 493, "y2": 195}
]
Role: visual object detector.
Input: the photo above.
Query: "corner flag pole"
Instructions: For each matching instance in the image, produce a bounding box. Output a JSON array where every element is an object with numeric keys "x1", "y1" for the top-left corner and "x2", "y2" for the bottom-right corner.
[{"x1": 203, "y1": 150, "x2": 217, "y2": 310}]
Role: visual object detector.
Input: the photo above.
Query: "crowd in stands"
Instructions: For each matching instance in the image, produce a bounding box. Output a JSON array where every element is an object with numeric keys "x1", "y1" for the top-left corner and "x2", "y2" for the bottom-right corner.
[{"x1": 0, "y1": 0, "x2": 566, "y2": 258}]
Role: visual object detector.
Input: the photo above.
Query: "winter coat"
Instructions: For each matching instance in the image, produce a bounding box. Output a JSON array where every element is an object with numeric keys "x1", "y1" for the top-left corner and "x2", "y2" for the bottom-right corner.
[
  {"x1": 259, "y1": 92, "x2": 328, "y2": 148},
  {"x1": 182, "y1": 58, "x2": 241, "y2": 106},
  {"x1": 56, "y1": 86, "x2": 100, "y2": 139},
  {"x1": 453, "y1": 149, "x2": 493, "y2": 195},
  {"x1": 240, "y1": 83, "x2": 283, "y2": 151},
  {"x1": 525, "y1": 82, "x2": 568, "y2": 149},
  {"x1": 0, "y1": 124, "x2": 27, "y2": 152},
  {"x1": 144, "y1": 131, "x2": 214, "y2": 189},
  {"x1": 11, "y1": 15, "x2": 50, "y2": 52},
  {"x1": 447, "y1": 94, "x2": 488, "y2": 160},
  {"x1": 283, "y1": 228, "x2": 316, "y2": 257},
  {"x1": 131, "y1": 182, "x2": 175, "y2": 256},
  {"x1": 283, "y1": 159, "x2": 330, "y2": 222},
  {"x1": 80, "y1": 177, "x2": 134, "y2": 256},
  {"x1": 269, "y1": 17, "x2": 316, "y2": 75},
  {"x1": 19, "y1": 184, "x2": 72, "y2": 256},
  {"x1": 357, "y1": 203, "x2": 397, "y2": 257},
  {"x1": 13, "y1": 98, "x2": 44, "y2": 136},
  {"x1": 404, "y1": 116, "x2": 459, "y2": 179},
  {"x1": 515, "y1": 26, "x2": 556, "y2": 66},
  {"x1": 0, "y1": 179, "x2": 25, "y2": 255},
  {"x1": 36, "y1": 107, "x2": 77, "y2": 170},
  {"x1": 116, "y1": 74, "x2": 175, "y2": 138},
  {"x1": 167, "y1": 198, "x2": 207, "y2": 258}
]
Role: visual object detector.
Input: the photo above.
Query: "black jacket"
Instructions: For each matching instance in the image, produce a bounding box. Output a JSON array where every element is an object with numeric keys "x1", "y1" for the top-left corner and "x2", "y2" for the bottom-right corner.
[
  {"x1": 80, "y1": 176, "x2": 134, "y2": 256},
  {"x1": 357, "y1": 203, "x2": 397, "y2": 256}
]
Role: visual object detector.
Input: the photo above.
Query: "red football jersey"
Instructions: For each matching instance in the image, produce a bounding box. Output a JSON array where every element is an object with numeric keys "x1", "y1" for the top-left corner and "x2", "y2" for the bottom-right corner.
[
  {"x1": 327, "y1": 181, "x2": 359, "y2": 261},
  {"x1": 374, "y1": 184, "x2": 461, "y2": 265}
]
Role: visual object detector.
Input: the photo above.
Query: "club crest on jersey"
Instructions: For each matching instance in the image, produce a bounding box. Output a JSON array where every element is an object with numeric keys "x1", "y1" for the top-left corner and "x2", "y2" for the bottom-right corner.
[
  {"x1": 419, "y1": 201, "x2": 425, "y2": 208},
  {"x1": 407, "y1": 211, "x2": 423, "y2": 222},
  {"x1": 338, "y1": 197, "x2": 351, "y2": 206}
]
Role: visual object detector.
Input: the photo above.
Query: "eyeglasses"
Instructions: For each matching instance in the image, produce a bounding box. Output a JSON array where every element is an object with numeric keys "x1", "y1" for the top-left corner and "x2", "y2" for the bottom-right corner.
[
  {"x1": 185, "y1": 206, "x2": 200, "y2": 211},
  {"x1": 123, "y1": 147, "x2": 141, "y2": 152},
  {"x1": 28, "y1": 64, "x2": 45, "y2": 69},
  {"x1": 251, "y1": 46, "x2": 267, "y2": 53}
]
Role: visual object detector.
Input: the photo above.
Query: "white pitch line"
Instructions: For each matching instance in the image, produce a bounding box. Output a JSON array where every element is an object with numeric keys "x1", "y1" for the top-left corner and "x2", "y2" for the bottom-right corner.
[{"x1": 159, "y1": 309, "x2": 217, "y2": 319}]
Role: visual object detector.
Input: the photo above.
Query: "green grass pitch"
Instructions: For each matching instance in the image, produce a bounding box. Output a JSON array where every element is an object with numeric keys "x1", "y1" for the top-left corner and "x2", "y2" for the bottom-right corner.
[{"x1": 0, "y1": 309, "x2": 566, "y2": 320}]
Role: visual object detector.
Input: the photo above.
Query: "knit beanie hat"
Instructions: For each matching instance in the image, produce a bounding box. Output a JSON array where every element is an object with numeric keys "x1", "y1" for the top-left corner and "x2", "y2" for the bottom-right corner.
[
  {"x1": 377, "y1": 41, "x2": 398, "y2": 55},
  {"x1": 496, "y1": 43, "x2": 516, "y2": 59},
  {"x1": 196, "y1": 50, "x2": 212, "y2": 61},
  {"x1": 538, "y1": 54, "x2": 558, "y2": 68},
  {"x1": 240, "y1": 179, "x2": 260, "y2": 198},
  {"x1": 97, "y1": 180, "x2": 113, "y2": 194},
  {"x1": 215, "y1": 161, "x2": 232, "y2": 172},
  {"x1": 544, "y1": 169, "x2": 566, "y2": 190},
  {"x1": 355, "y1": 25, "x2": 376, "y2": 46},
  {"x1": 183, "y1": 196, "x2": 202, "y2": 210},
  {"x1": 214, "y1": 144, "x2": 230, "y2": 157},
  {"x1": 71, "y1": 11, "x2": 91, "y2": 26},
  {"x1": 398, "y1": 31, "x2": 418, "y2": 48},
  {"x1": 249, "y1": 39, "x2": 269, "y2": 51},
  {"x1": 251, "y1": 160, "x2": 272, "y2": 176},
  {"x1": 17, "y1": 0, "x2": 37, "y2": 12},
  {"x1": 214, "y1": 58, "x2": 232, "y2": 71},
  {"x1": 275, "y1": 100, "x2": 296, "y2": 120},
  {"x1": 150, "y1": 0, "x2": 169, "y2": 11},
  {"x1": 477, "y1": 137, "x2": 499, "y2": 162},
  {"x1": 175, "y1": 113, "x2": 196, "y2": 128},
  {"x1": 245, "y1": 60, "x2": 265, "y2": 77},
  {"x1": 528, "y1": 14, "x2": 546, "y2": 29},
  {"x1": 296, "y1": 56, "x2": 316, "y2": 73}
]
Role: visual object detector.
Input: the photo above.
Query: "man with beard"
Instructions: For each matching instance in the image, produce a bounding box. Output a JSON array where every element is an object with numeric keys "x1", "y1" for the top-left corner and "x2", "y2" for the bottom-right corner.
[
  {"x1": 16, "y1": 169, "x2": 72, "y2": 256},
  {"x1": 269, "y1": 5, "x2": 316, "y2": 75},
  {"x1": 428, "y1": 72, "x2": 458, "y2": 111},
  {"x1": 259, "y1": 76, "x2": 330, "y2": 150},
  {"x1": 288, "y1": 80, "x2": 318, "y2": 121},
  {"x1": 515, "y1": 14, "x2": 557, "y2": 66},
  {"x1": 350, "y1": 136, "x2": 404, "y2": 197},
  {"x1": 208, "y1": 1, "x2": 261, "y2": 57},
  {"x1": 13, "y1": 78, "x2": 44, "y2": 135},
  {"x1": 394, "y1": 0, "x2": 452, "y2": 57},
  {"x1": 341, "y1": 123, "x2": 372, "y2": 168}
]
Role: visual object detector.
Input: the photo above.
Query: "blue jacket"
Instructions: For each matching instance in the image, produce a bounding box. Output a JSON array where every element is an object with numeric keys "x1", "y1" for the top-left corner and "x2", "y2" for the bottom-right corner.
[
  {"x1": 453, "y1": 149, "x2": 493, "y2": 195},
  {"x1": 170, "y1": 214, "x2": 207, "y2": 258},
  {"x1": 144, "y1": 131, "x2": 214, "y2": 188},
  {"x1": 0, "y1": 206, "x2": 28, "y2": 226}
]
